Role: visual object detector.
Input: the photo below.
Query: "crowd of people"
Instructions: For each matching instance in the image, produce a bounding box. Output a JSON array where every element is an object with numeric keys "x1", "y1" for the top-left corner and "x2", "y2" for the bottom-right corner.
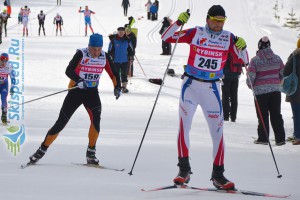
[{"x1": 0, "y1": 2, "x2": 299, "y2": 191}]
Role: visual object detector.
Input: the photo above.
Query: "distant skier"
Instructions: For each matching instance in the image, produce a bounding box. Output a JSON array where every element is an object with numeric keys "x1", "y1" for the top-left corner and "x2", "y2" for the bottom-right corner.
[
  {"x1": 21, "y1": 5, "x2": 31, "y2": 37},
  {"x1": 78, "y1": 6, "x2": 95, "y2": 36},
  {"x1": 53, "y1": 13, "x2": 63, "y2": 36},
  {"x1": 37, "y1": 10, "x2": 46, "y2": 36},
  {"x1": 0, "y1": 53, "x2": 15, "y2": 124},
  {"x1": 0, "y1": 9, "x2": 9, "y2": 37},
  {"x1": 121, "y1": 0, "x2": 130, "y2": 17},
  {"x1": 145, "y1": 0, "x2": 152, "y2": 20}
]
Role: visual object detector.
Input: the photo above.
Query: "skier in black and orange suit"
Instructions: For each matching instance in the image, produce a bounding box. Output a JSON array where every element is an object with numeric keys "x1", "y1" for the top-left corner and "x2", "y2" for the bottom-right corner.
[{"x1": 27, "y1": 34, "x2": 122, "y2": 166}]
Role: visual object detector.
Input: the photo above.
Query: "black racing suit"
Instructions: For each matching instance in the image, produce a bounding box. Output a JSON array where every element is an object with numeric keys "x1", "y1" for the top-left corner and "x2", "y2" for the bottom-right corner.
[{"x1": 41, "y1": 50, "x2": 120, "y2": 149}]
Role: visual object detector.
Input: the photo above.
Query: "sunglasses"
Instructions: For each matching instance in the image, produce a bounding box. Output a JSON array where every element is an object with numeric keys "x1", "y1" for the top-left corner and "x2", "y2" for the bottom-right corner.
[{"x1": 208, "y1": 15, "x2": 227, "y2": 22}]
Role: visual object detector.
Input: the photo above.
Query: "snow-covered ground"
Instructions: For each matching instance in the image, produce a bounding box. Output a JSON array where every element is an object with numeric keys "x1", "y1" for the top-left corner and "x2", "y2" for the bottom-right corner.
[{"x1": 0, "y1": 0, "x2": 299, "y2": 199}]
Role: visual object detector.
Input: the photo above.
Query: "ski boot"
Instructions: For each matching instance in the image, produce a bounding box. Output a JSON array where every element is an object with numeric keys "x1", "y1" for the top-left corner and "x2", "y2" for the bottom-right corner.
[
  {"x1": 122, "y1": 82, "x2": 129, "y2": 93},
  {"x1": 86, "y1": 146, "x2": 99, "y2": 165},
  {"x1": 1, "y1": 107, "x2": 8, "y2": 124},
  {"x1": 29, "y1": 145, "x2": 48, "y2": 164},
  {"x1": 211, "y1": 165, "x2": 235, "y2": 190},
  {"x1": 43, "y1": 30, "x2": 46, "y2": 36},
  {"x1": 173, "y1": 157, "x2": 192, "y2": 185}
]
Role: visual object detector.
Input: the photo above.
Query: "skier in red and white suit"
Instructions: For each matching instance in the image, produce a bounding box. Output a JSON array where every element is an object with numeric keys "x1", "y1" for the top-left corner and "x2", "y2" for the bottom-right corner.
[{"x1": 162, "y1": 5, "x2": 248, "y2": 190}]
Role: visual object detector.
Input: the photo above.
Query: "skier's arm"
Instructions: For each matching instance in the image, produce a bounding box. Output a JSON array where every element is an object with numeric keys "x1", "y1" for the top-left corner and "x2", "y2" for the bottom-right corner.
[
  {"x1": 91, "y1": 10, "x2": 95, "y2": 14},
  {"x1": 65, "y1": 50, "x2": 83, "y2": 82},
  {"x1": 228, "y1": 34, "x2": 249, "y2": 66},
  {"x1": 8, "y1": 64, "x2": 16, "y2": 87},
  {"x1": 162, "y1": 21, "x2": 195, "y2": 44},
  {"x1": 104, "y1": 52, "x2": 121, "y2": 88}
]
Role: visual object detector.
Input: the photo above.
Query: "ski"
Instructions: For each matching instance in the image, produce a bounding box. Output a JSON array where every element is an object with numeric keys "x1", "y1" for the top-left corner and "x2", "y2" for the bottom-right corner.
[
  {"x1": 71, "y1": 163, "x2": 125, "y2": 172},
  {"x1": 141, "y1": 184, "x2": 290, "y2": 198}
]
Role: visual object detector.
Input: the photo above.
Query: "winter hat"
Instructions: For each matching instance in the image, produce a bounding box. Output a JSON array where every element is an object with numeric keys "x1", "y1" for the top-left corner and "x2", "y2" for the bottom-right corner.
[
  {"x1": 258, "y1": 36, "x2": 271, "y2": 50},
  {"x1": 125, "y1": 26, "x2": 132, "y2": 32},
  {"x1": 297, "y1": 38, "x2": 300, "y2": 48},
  {"x1": 117, "y1": 27, "x2": 125, "y2": 31},
  {"x1": 89, "y1": 34, "x2": 103, "y2": 47},
  {"x1": 0, "y1": 53, "x2": 9, "y2": 61},
  {"x1": 207, "y1": 5, "x2": 226, "y2": 18}
]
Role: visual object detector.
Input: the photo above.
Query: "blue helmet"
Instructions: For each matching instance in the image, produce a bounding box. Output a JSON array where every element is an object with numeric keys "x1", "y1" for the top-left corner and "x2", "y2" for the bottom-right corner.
[{"x1": 0, "y1": 53, "x2": 9, "y2": 61}]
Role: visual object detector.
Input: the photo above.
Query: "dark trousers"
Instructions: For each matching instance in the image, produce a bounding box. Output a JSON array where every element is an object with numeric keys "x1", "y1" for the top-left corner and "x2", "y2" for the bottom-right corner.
[
  {"x1": 39, "y1": 22, "x2": 45, "y2": 34},
  {"x1": 115, "y1": 62, "x2": 128, "y2": 83},
  {"x1": 42, "y1": 89, "x2": 101, "y2": 147},
  {"x1": 147, "y1": 12, "x2": 151, "y2": 20},
  {"x1": 162, "y1": 40, "x2": 171, "y2": 55},
  {"x1": 123, "y1": 6, "x2": 128, "y2": 16},
  {"x1": 221, "y1": 78, "x2": 239, "y2": 121},
  {"x1": 255, "y1": 92, "x2": 285, "y2": 143},
  {"x1": 291, "y1": 102, "x2": 300, "y2": 139}
]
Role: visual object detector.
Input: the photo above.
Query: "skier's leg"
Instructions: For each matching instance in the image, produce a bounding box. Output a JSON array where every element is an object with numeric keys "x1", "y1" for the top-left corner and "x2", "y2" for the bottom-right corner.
[
  {"x1": 200, "y1": 81, "x2": 235, "y2": 190},
  {"x1": 83, "y1": 91, "x2": 101, "y2": 164},
  {"x1": 174, "y1": 77, "x2": 198, "y2": 185}
]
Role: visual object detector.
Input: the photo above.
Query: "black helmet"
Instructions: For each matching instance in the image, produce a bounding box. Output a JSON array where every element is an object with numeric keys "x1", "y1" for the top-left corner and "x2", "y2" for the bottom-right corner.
[{"x1": 40, "y1": 10, "x2": 43, "y2": 13}]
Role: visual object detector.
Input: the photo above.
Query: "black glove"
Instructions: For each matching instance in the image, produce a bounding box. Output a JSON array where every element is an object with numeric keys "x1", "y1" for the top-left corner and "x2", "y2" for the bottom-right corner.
[
  {"x1": 114, "y1": 87, "x2": 122, "y2": 100},
  {"x1": 76, "y1": 79, "x2": 87, "y2": 90}
]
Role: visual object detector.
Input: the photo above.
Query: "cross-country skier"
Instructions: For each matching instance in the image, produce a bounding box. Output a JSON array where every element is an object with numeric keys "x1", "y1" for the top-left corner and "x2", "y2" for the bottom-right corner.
[
  {"x1": 37, "y1": 10, "x2": 46, "y2": 36},
  {"x1": 0, "y1": 53, "x2": 15, "y2": 124},
  {"x1": 78, "y1": 6, "x2": 95, "y2": 36},
  {"x1": 53, "y1": 13, "x2": 63, "y2": 36},
  {"x1": 21, "y1": 5, "x2": 31, "y2": 37},
  {"x1": 28, "y1": 34, "x2": 122, "y2": 165},
  {"x1": 162, "y1": 5, "x2": 248, "y2": 190}
]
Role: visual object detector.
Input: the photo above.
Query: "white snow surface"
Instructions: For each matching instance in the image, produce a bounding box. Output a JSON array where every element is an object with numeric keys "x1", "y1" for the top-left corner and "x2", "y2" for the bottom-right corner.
[{"x1": 0, "y1": 0, "x2": 299, "y2": 199}]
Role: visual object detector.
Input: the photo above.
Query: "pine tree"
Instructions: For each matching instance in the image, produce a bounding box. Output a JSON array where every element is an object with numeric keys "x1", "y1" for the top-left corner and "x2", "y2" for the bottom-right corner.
[{"x1": 284, "y1": 8, "x2": 300, "y2": 29}]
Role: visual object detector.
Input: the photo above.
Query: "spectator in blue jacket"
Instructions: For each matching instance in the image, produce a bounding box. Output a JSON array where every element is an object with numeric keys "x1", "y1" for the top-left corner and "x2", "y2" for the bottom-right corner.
[
  {"x1": 108, "y1": 27, "x2": 134, "y2": 93},
  {"x1": 150, "y1": 2, "x2": 158, "y2": 21}
]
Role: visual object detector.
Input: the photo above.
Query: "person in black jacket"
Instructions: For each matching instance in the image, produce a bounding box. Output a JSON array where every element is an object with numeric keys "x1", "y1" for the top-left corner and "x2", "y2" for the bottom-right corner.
[
  {"x1": 37, "y1": 10, "x2": 46, "y2": 36},
  {"x1": 27, "y1": 34, "x2": 122, "y2": 166},
  {"x1": 121, "y1": 0, "x2": 130, "y2": 16},
  {"x1": 221, "y1": 53, "x2": 244, "y2": 122},
  {"x1": 125, "y1": 26, "x2": 137, "y2": 76},
  {"x1": 159, "y1": 17, "x2": 171, "y2": 55}
]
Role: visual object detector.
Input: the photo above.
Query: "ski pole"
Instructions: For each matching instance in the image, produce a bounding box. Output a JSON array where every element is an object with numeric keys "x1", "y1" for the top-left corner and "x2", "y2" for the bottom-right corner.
[
  {"x1": 92, "y1": 15, "x2": 107, "y2": 35},
  {"x1": 9, "y1": 86, "x2": 78, "y2": 108},
  {"x1": 134, "y1": 55, "x2": 147, "y2": 79},
  {"x1": 128, "y1": 10, "x2": 189, "y2": 176},
  {"x1": 245, "y1": 64, "x2": 282, "y2": 178}
]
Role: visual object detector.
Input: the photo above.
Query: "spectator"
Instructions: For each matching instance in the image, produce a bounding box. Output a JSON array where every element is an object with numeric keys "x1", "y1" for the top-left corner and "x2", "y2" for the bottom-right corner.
[
  {"x1": 246, "y1": 36, "x2": 286, "y2": 146},
  {"x1": 159, "y1": 17, "x2": 172, "y2": 55},
  {"x1": 150, "y1": 2, "x2": 158, "y2": 21},
  {"x1": 108, "y1": 27, "x2": 134, "y2": 93},
  {"x1": 122, "y1": 0, "x2": 130, "y2": 17},
  {"x1": 125, "y1": 26, "x2": 137, "y2": 77},
  {"x1": 283, "y1": 38, "x2": 300, "y2": 145},
  {"x1": 0, "y1": 9, "x2": 9, "y2": 37},
  {"x1": 145, "y1": 0, "x2": 152, "y2": 20},
  {"x1": 221, "y1": 53, "x2": 245, "y2": 122}
]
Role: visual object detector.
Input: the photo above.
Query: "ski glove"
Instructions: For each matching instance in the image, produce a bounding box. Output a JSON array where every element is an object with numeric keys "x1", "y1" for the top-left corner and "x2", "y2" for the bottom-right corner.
[
  {"x1": 177, "y1": 12, "x2": 190, "y2": 25},
  {"x1": 235, "y1": 37, "x2": 247, "y2": 50},
  {"x1": 114, "y1": 87, "x2": 122, "y2": 100},
  {"x1": 76, "y1": 79, "x2": 87, "y2": 90}
]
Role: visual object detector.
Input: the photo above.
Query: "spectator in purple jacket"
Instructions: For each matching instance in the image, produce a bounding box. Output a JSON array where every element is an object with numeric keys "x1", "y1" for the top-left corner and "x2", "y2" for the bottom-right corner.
[{"x1": 246, "y1": 36, "x2": 286, "y2": 146}]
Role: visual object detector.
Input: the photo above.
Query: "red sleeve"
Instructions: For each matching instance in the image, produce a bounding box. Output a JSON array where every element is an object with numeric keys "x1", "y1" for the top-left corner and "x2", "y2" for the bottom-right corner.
[{"x1": 162, "y1": 21, "x2": 196, "y2": 44}]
